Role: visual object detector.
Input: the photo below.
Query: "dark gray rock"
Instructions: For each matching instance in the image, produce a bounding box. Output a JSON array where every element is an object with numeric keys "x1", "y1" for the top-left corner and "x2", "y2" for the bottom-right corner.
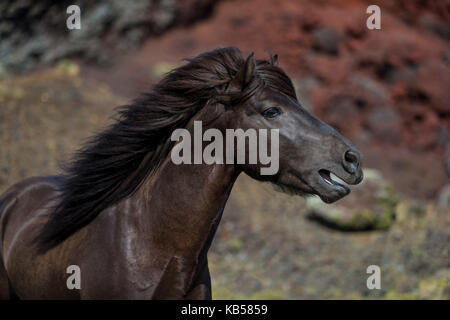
[
  {"x1": 437, "y1": 184, "x2": 450, "y2": 209},
  {"x1": 312, "y1": 27, "x2": 341, "y2": 55},
  {"x1": 368, "y1": 107, "x2": 401, "y2": 141},
  {"x1": 0, "y1": 0, "x2": 218, "y2": 76}
]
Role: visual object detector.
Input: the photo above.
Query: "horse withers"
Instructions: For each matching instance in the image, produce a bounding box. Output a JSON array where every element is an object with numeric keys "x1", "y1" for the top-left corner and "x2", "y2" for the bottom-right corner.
[{"x1": 0, "y1": 47, "x2": 362, "y2": 299}]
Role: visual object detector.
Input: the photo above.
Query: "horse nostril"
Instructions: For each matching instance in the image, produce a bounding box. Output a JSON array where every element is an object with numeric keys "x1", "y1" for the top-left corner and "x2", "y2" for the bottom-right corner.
[
  {"x1": 345, "y1": 150, "x2": 358, "y2": 165},
  {"x1": 343, "y1": 150, "x2": 360, "y2": 173}
]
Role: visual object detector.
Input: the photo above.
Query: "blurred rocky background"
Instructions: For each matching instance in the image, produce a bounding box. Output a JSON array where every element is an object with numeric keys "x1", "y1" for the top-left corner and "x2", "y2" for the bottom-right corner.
[{"x1": 0, "y1": 0, "x2": 449, "y2": 299}]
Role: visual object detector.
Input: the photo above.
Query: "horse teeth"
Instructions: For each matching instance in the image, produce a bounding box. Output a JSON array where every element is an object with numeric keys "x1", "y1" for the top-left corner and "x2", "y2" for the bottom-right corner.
[{"x1": 330, "y1": 173, "x2": 345, "y2": 186}]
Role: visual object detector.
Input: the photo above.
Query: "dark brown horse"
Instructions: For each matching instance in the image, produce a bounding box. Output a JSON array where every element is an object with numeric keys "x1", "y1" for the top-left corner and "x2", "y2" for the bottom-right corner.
[{"x1": 0, "y1": 47, "x2": 362, "y2": 299}]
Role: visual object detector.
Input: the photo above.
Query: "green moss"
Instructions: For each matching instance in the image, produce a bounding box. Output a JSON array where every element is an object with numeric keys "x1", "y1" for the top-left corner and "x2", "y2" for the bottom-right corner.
[
  {"x1": 0, "y1": 83, "x2": 25, "y2": 100},
  {"x1": 382, "y1": 275, "x2": 449, "y2": 300},
  {"x1": 323, "y1": 287, "x2": 344, "y2": 299},
  {"x1": 212, "y1": 286, "x2": 233, "y2": 300},
  {"x1": 152, "y1": 62, "x2": 178, "y2": 78},
  {"x1": 418, "y1": 276, "x2": 450, "y2": 299},
  {"x1": 384, "y1": 290, "x2": 420, "y2": 300},
  {"x1": 212, "y1": 285, "x2": 285, "y2": 300},
  {"x1": 236, "y1": 289, "x2": 285, "y2": 300},
  {"x1": 374, "y1": 185, "x2": 398, "y2": 229},
  {"x1": 331, "y1": 208, "x2": 390, "y2": 231},
  {"x1": 302, "y1": 285, "x2": 318, "y2": 296},
  {"x1": 227, "y1": 238, "x2": 244, "y2": 253},
  {"x1": 348, "y1": 209, "x2": 377, "y2": 229},
  {"x1": 56, "y1": 59, "x2": 79, "y2": 76},
  {"x1": 411, "y1": 247, "x2": 424, "y2": 258},
  {"x1": 375, "y1": 209, "x2": 395, "y2": 229}
]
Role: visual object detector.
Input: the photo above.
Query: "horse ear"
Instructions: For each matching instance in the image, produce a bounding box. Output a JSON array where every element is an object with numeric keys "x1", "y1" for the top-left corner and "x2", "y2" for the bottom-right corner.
[
  {"x1": 272, "y1": 54, "x2": 278, "y2": 67},
  {"x1": 228, "y1": 52, "x2": 256, "y2": 91}
]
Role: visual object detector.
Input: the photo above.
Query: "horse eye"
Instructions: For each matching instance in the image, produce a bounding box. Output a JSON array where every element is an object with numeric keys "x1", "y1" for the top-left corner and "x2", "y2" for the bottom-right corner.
[{"x1": 261, "y1": 107, "x2": 281, "y2": 118}]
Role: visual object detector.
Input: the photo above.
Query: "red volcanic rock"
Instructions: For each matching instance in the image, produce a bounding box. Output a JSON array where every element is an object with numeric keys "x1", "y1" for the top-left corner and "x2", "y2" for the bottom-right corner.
[
  {"x1": 292, "y1": 1, "x2": 449, "y2": 152},
  {"x1": 88, "y1": 0, "x2": 449, "y2": 154},
  {"x1": 367, "y1": 107, "x2": 402, "y2": 143},
  {"x1": 416, "y1": 60, "x2": 450, "y2": 114}
]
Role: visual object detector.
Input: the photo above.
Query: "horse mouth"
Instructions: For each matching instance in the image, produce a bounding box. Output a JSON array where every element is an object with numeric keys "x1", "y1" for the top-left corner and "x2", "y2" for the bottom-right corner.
[
  {"x1": 316, "y1": 169, "x2": 351, "y2": 203},
  {"x1": 272, "y1": 168, "x2": 358, "y2": 203},
  {"x1": 319, "y1": 170, "x2": 350, "y2": 192}
]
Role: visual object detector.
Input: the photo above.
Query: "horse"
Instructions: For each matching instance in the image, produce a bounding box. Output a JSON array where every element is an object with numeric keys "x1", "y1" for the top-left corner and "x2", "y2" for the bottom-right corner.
[{"x1": 0, "y1": 47, "x2": 363, "y2": 299}]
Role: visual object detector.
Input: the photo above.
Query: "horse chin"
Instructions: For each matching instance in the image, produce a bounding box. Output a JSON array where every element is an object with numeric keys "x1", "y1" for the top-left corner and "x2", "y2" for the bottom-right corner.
[
  {"x1": 268, "y1": 168, "x2": 354, "y2": 203},
  {"x1": 269, "y1": 170, "x2": 322, "y2": 199},
  {"x1": 317, "y1": 190, "x2": 349, "y2": 204},
  {"x1": 270, "y1": 182, "x2": 310, "y2": 197}
]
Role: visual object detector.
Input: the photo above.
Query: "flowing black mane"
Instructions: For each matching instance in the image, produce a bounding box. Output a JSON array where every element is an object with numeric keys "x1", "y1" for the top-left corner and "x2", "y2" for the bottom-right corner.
[{"x1": 37, "y1": 46, "x2": 297, "y2": 251}]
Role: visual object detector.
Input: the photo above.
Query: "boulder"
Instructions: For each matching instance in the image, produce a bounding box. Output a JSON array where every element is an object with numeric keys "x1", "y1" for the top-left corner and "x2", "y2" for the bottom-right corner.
[{"x1": 312, "y1": 27, "x2": 341, "y2": 55}]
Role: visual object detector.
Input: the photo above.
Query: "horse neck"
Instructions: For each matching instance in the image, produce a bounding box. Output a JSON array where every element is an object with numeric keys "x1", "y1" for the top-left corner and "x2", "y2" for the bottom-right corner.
[{"x1": 134, "y1": 157, "x2": 239, "y2": 258}]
